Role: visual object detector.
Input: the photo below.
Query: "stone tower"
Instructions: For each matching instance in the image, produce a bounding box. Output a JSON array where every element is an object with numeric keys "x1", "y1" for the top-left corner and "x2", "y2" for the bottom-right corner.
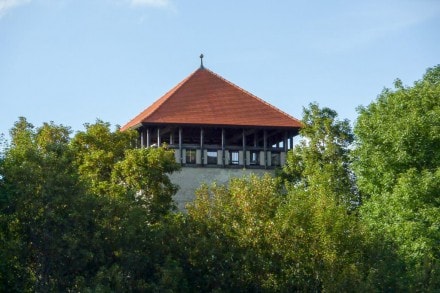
[{"x1": 121, "y1": 62, "x2": 302, "y2": 209}]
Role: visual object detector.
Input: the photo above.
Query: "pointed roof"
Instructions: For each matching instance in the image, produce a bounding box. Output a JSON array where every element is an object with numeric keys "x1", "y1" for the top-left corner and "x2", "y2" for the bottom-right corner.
[{"x1": 121, "y1": 67, "x2": 302, "y2": 131}]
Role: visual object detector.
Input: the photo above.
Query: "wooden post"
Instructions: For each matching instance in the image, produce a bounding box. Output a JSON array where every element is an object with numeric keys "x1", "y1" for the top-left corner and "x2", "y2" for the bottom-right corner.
[
  {"x1": 263, "y1": 130, "x2": 267, "y2": 168},
  {"x1": 221, "y1": 128, "x2": 225, "y2": 167},
  {"x1": 284, "y1": 131, "x2": 288, "y2": 152},
  {"x1": 179, "y1": 127, "x2": 182, "y2": 164},
  {"x1": 140, "y1": 129, "x2": 145, "y2": 148},
  {"x1": 242, "y1": 128, "x2": 246, "y2": 166},
  {"x1": 146, "y1": 128, "x2": 150, "y2": 148},
  {"x1": 157, "y1": 128, "x2": 161, "y2": 146},
  {"x1": 200, "y1": 128, "x2": 204, "y2": 165}
]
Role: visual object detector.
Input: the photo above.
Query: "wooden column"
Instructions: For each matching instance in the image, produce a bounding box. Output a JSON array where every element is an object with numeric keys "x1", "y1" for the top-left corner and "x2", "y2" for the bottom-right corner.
[
  {"x1": 157, "y1": 128, "x2": 161, "y2": 146},
  {"x1": 242, "y1": 129, "x2": 246, "y2": 166},
  {"x1": 289, "y1": 136, "x2": 294, "y2": 150},
  {"x1": 221, "y1": 128, "x2": 225, "y2": 167},
  {"x1": 170, "y1": 131, "x2": 174, "y2": 145},
  {"x1": 263, "y1": 130, "x2": 267, "y2": 168},
  {"x1": 284, "y1": 131, "x2": 288, "y2": 152},
  {"x1": 146, "y1": 128, "x2": 151, "y2": 148},
  {"x1": 200, "y1": 128, "x2": 204, "y2": 165},
  {"x1": 179, "y1": 127, "x2": 182, "y2": 164},
  {"x1": 140, "y1": 129, "x2": 145, "y2": 148}
]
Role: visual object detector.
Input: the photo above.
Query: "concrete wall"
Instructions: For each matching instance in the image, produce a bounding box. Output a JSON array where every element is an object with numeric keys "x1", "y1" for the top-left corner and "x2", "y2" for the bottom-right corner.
[{"x1": 170, "y1": 167, "x2": 274, "y2": 210}]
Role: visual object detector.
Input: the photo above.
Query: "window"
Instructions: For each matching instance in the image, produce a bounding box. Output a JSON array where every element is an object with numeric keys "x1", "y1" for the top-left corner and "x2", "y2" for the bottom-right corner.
[
  {"x1": 230, "y1": 151, "x2": 239, "y2": 165},
  {"x1": 186, "y1": 149, "x2": 196, "y2": 164},
  {"x1": 207, "y1": 150, "x2": 217, "y2": 165},
  {"x1": 271, "y1": 152, "x2": 280, "y2": 166},
  {"x1": 250, "y1": 151, "x2": 259, "y2": 165}
]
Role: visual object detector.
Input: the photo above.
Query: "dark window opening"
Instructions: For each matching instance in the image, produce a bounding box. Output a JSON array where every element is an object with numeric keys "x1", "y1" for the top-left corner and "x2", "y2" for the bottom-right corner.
[
  {"x1": 186, "y1": 149, "x2": 196, "y2": 164},
  {"x1": 230, "y1": 151, "x2": 239, "y2": 165},
  {"x1": 250, "y1": 151, "x2": 259, "y2": 165},
  {"x1": 271, "y1": 152, "x2": 280, "y2": 166},
  {"x1": 207, "y1": 150, "x2": 217, "y2": 165}
]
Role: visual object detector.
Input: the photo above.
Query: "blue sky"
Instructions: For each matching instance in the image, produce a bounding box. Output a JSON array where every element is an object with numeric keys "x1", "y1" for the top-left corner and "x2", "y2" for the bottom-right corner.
[{"x1": 1, "y1": 0, "x2": 439, "y2": 138}]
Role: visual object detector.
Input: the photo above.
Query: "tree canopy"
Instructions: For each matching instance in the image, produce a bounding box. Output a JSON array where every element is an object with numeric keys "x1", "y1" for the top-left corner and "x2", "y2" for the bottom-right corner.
[{"x1": 354, "y1": 65, "x2": 440, "y2": 290}]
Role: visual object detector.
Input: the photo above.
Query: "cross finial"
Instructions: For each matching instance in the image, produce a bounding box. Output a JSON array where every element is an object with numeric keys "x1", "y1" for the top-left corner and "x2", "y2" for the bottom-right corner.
[{"x1": 200, "y1": 53, "x2": 204, "y2": 68}]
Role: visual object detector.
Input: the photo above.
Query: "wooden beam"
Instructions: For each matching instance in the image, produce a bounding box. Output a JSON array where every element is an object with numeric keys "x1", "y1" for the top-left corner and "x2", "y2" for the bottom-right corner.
[{"x1": 228, "y1": 128, "x2": 255, "y2": 144}]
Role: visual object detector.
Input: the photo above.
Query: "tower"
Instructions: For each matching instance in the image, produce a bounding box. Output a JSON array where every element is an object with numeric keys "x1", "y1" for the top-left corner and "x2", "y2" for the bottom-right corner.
[{"x1": 121, "y1": 61, "x2": 301, "y2": 208}]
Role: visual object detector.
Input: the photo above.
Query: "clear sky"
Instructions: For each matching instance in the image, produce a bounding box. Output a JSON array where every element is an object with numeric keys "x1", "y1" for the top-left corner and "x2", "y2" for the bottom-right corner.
[{"x1": 1, "y1": 0, "x2": 439, "y2": 139}]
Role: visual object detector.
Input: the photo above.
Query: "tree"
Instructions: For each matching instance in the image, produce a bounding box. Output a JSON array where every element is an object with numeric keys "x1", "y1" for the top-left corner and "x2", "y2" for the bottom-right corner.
[
  {"x1": 280, "y1": 103, "x2": 358, "y2": 209},
  {"x1": 181, "y1": 172, "x2": 369, "y2": 291},
  {"x1": 354, "y1": 65, "x2": 440, "y2": 289},
  {"x1": 183, "y1": 174, "x2": 283, "y2": 291},
  {"x1": 70, "y1": 120, "x2": 137, "y2": 196},
  {"x1": 0, "y1": 118, "x2": 182, "y2": 291},
  {"x1": 273, "y1": 184, "x2": 367, "y2": 291},
  {"x1": 70, "y1": 122, "x2": 182, "y2": 290},
  {"x1": 111, "y1": 147, "x2": 181, "y2": 220},
  {"x1": 274, "y1": 103, "x2": 406, "y2": 291},
  {"x1": 354, "y1": 65, "x2": 440, "y2": 197},
  {"x1": 0, "y1": 118, "x2": 105, "y2": 291}
]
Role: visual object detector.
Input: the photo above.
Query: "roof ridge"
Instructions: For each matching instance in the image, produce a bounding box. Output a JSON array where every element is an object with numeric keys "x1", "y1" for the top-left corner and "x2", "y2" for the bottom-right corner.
[{"x1": 204, "y1": 68, "x2": 303, "y2": 125}]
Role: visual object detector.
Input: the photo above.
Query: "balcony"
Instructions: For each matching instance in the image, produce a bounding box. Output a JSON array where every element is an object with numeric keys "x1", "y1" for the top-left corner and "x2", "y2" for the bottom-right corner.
[{"x1": 137, "y1": 124, "x2": 297, "y2": 169}]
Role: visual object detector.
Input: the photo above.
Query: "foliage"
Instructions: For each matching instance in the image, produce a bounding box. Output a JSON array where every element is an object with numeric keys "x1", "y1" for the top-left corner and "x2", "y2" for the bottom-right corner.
[
  {"x1": 180, "y1": 173, "x2": 370, "y2": 292},
  {"x1": 354, "y1": 65, "x2": 440, "y2": 197},
  {"x1": 70, "y1": 120, "x2": 137, "y2": 196},
  {"x1": 0, "y1": 118, "x2": 100, "y2": 291},
  {"x1": 280, "y1": 103, "x2": 358, "y2": 209},
  {"x1": 273, "y1": 187, "x2": 365, "y2": 291},
  {"x1": 0, "y1": 118, "x2": 181, "y2": 291},
  {"x1": 111, "y1": 147, "x2": 181, "y2": 221},
  {"x1": 354, "y1": 65, "x2": 440, "y2": 289},
  {"x1": 182, "y1": 175, "x2": 283, "y2": 291}
]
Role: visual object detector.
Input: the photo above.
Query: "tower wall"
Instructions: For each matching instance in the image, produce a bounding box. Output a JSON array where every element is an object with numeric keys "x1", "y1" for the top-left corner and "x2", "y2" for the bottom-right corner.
[{"x1": 170, "y1": 167, "x2": 274, "y2": 210}]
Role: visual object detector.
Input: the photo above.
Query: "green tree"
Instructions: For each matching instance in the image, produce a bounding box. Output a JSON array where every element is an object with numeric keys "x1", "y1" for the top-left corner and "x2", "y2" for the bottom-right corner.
[
  {"x1": 0, "y1": 118, "x2": 105, "y2": 291},
  {"x1": 0, "y1": 118, "x2": 182, "y2": 291},
  {"x1": 183, "y1": 174, "x2": 282, "y2": 291},
  {"x1": 275, "y1": 104, "x2": 403, "y2": 291},
  {"x1": 181, "y1": 173, "x2": 369, "y2": 291},
  {"x1": 280, "y1": 103, "x2": 358, "y2": 208},
  {"x1": 70, "y1": 120, "x2": 137, "y2": 196},
  {"x1": 70, "y1": 123, "x2": 182, "y2": 291},
  {"x1": 111, "y1": 147, "x2": 181, "y2": 220},
  {"x1": 273, "y1": 185, "x2": 366, "y2": 291},
  {"x1": 354, "y1": 65, "x2": 440, "y2": 197},
  {"x1": 354, "y1": 65, "x2": 440, "y2": 289}
]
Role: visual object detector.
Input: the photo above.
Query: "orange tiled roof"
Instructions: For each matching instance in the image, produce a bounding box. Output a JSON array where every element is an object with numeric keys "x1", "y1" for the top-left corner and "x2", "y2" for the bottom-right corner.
[{"x1": 121, "y1": 67, "x2": 302, "y2": 131}]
